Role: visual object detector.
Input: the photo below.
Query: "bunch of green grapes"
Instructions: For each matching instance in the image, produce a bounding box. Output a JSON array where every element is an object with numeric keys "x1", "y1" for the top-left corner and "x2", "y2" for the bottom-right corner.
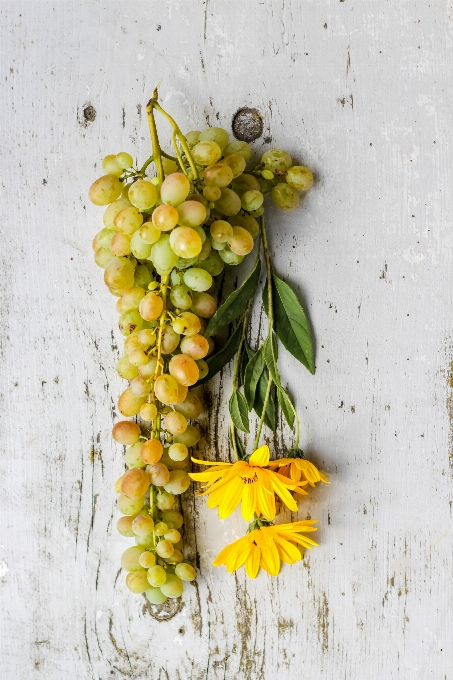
[{"x1": 88, "y1": 104, "x2": 313, "y2": 604}]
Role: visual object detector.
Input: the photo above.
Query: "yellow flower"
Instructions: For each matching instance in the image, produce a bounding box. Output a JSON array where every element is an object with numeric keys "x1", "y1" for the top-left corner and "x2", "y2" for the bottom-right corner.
[
  {"x1": 189, "y1": 445, "x2": 298, "y2": 521},
  {"x1": 213, "y1": 520, "x2": 319, "y2": 578},
  {"x1": 268, "y1": 457, "x2": 330, "y2": 494}
]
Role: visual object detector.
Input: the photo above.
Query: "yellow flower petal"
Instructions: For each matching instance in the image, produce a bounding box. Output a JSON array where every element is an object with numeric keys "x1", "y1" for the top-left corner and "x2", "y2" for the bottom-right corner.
[
  {"x1": 213, "y1": 537, "x2": 243, "y2": 566},
  {"x1": 249, "y1": 444, "x2": 270, "y2": 467},
  {"x1": 256, "y1": 470, "x2": 276, "y2": 520},
  {"x1": 241, "y1": 479, "x2": 258, "y2": 521},
  {"x1": 218, "y1": 475, "x2": 244, "y2": 518},
  {"x1": 191, "y1": 457, "x2": 232, "y2": 468},
  {"x1": 269, "y1": 473, "x2": 298, "y2": 512},
  {"x1": 274, "y1": 536, "x2": 302, "y2": 564},
  {"x1": 245, "y1": 544, "x2": 261, "y2": 579},
  {"x1": 259, "y1": 540, "x2": 281, "y2": 576}
]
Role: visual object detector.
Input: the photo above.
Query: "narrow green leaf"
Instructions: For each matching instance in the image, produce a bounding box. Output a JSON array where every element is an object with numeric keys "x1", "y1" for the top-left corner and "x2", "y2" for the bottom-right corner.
[
  {"x1": 254, "y1": 369, "x2": 276, "y2": 431},
  {"x1": 229, "y1": 392, "x2": 250, "y2": 433},
  {"x1": 196, "y1": 322, "x2": 242, "y2": 385},
  {"x1": 277, "y1": 386, "x2": 295, "y2": 429},
  {"x1": 263, "y1": 332, "x2": 282, "y2": 388},
  {"x1": 240, "y1": 341, "x2": 252, "y2": 386},
  {"x1": 263, "y1": 274, "x2": 315, "y2": 374},
  {"x1": 229, "y1": 425, "x2": 245, "y2": 459},
  {"x1": 205, "y1": 255, "x2": 261, "y2": 338},
  {"x1": 244, "y1": 345, "x2": 265, "y2": 410}
]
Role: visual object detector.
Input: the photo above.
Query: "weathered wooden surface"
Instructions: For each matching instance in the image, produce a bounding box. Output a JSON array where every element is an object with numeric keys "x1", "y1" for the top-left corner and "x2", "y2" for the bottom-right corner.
[{"x1": 1, "y1": 1, "x2": 453, "y2": 678}]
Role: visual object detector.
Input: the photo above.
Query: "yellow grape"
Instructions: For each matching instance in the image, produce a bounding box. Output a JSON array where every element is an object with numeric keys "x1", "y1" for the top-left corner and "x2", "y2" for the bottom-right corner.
[
  {"x1": 160, "y1": 173, "x2": 190, "y2": 206},
  {"x1": 140, "y1": 439, "x2": 163, "y2": 464},
  {"x1": 169, "y1": 354, "x2": 200, "y2": 386},
  {"x1": 121, "y1": 468, "x2": 150, "y2": 499},
  {"x1": 89, "y1": 175, "x2": 122, "y2": 205},
  {"x1": 128, "y1": 179, "x2": 158, "y2": 211},
  {"x1": 112, "y1": 420, "x2": 141, "y2": 445}
]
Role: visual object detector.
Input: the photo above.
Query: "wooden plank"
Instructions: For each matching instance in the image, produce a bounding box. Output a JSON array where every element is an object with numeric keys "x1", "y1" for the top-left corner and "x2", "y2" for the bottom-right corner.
[{"x1": 1, "y1": 1, "x2": 452, "y2": 678}]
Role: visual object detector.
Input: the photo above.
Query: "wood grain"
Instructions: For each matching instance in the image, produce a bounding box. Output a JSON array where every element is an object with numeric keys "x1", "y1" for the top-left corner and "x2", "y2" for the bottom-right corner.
[{"x1": 1, "y1": 1, "x2": 452, "y2": 678}]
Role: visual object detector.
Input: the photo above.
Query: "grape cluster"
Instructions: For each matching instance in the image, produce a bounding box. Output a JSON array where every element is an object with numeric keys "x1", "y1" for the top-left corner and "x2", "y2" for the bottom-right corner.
[{"x1": 89, "y1": 110, "x2": 313, "y2": 603}]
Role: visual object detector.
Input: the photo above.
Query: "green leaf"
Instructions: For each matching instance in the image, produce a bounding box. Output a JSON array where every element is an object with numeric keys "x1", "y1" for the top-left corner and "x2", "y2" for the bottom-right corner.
[
  {"x1": 264, "y1": 274, "x2": 315, "y2": 374},
  {"x1": 244, "y1": 344, "x2": 265, "y2": 410},
  {"x1": 205, "y1": 254, "x2": 261, "y2": 338},
  {"x1": 254, "y1": 368, "x2": 276, "y2": 431},
  {"x1": 229, "y1": 425, "x2": 245, "y2": 459},
  {"x1": 240, "y1": 341, "x2": 252, "y2": 386},
  {"x1": 277, "y1": 386, "x2": 295, "y2": 429},
  {"x1": 263, "y1": 332, "x2": 281, "y2": 388},
  {"x1": 229, "y1": 391, "x2": 250, "y2": 433},
  {"x1": 196, "y1": 322, "x2": 242, "y2": 385}
]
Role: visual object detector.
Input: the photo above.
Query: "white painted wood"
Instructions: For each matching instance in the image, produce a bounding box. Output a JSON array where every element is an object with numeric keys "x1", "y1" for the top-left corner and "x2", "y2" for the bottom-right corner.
[{"x1": 1, "y1": 1, "x2": 452, "y2": 677}]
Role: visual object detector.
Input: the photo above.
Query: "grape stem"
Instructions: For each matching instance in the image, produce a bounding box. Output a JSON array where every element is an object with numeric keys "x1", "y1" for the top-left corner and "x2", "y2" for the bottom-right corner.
[
  {"x1": 152, "y1": 101, "x2": 199, "y2": 181},
  {"x1": 151, "y1": 274, "x2": 169, "y2": 438},
  {"x1": 146, "y1": 98, "x2": 164, "y2": 184}
]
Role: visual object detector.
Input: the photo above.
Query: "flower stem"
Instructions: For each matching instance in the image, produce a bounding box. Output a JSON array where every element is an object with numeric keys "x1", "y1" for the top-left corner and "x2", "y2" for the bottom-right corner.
[
  {"x1": 260, "y1": 215, "x2": 273, "y2": 330},
  {"x1": 254, "y1": 373, "x2": 273, "y2": 450},
  {"x1": 230, "y1": 307, "x2": 251, "y2": 462}
]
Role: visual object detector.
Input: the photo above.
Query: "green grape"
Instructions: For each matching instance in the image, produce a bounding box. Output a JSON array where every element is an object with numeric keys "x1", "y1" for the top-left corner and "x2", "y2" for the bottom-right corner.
[
  {"x1": 228, "y1": 214, "x2": 259, "y2": 238},
  {"x1": 185, "y1": 130, "x2": 201, "y2": 146},
  {"x1": 210, "y1": 220, "x2": 233, "y2": 243},
  {"x1": 124, "y1": 330, "x2": 144, "y2": 354},
  {"x1": 165, "y1": 549, "x2": 183, "y2": 565},
  {"x1": 154, "y1": 374, "x2": 180, "y2": 404},
  {"x1": 176, "y1": 255, "x2": 198, "y2": 270},
  {"x1": 147, "y1": 565, "x2": 167, "y2": 587},
  {"x1": 122, "y1": 469, "x2": 150, "y2": 498},
  {"x1": 139, "y1": 292, "x2": 163, "y2": 321},
  {"x1": 160, "y1": 173, "x2": 190, "y2": 206},
  {"x1": 161, "y1": 510, "x2": 183, "y2": 530},
  {"x1": 173, "y1": 424, "x2": 201, "y2": 448},
  {"x1": 103, "y1": 197, "x2": 132, "y2": 228},
  {"x1": 232, "y1": 173, "x2": 261, "y2": 196},
  {"x1": 139, "y1": 551, "x2": 157, "y2": 569},
  {"x1": 89, "y1": 175, "x2": 122, "y2": 205},
  {"x1": 174, "y1": 392, "x2": 202, "y2": 419},
  {"x1": 210, "y1": 237, "x2": 226, "y2": 251},
  {"x1": 180, "y1": 334, "x2": 209, "y2": 359},
  {"x1": 110, "y1": 233, "x2": 131, "y2": 257},
  {"x1": 140, "y1": 402, "x2": 158, "y2": 421},
  {"x1": 118, "y1": 287, "x2": 146, "y2": 312},
  {"x1": 272, "y1": 182, "x2": 300, "y2": 210},
  {"x1": 112, "y1": 420, "x2": 141, "y2": 445},
  {"x1": 183, "y1": 268, "x2": 213, "y2": 292},
  {"x1": 168, "y1": 443, "x2": 188, "y2": 462},
  {"x1": 116, "y1": 355, "x2": 139, "y2": 380},
  {"x1": 131, "y1": 230, "x2": 152, "y2": 259},
  {"x1": 221, "y1": 154, "x2": 246, "y2": 178},
  {"x1": 97, "y1": 228, "x2": 117, "y2": 249},
  {"x1": 173, "y1": 383, "x2": 188, "y2": 405},
  {"x1": 154, "y1": 522, "x2": 168, "y2": 536},
  {"x1": 128, "y1": 349, "x2": 149, "y2": 366},
  {"x1": 138, "y1": 356, "x2": 158, "y2": 379},
  {"x1": 163, "y1": 411, "x2": 188, "y2": 436},
  {"x1": 160, "y1": 573, "x2": 184, "y2": 598},
  {"x1": 169, "y1": 227, "x2": 202, "y2": 259},
  {"x1": 192, "y1": 140, "x2": 222, "y2": 166},
  {"x1": 199, "y1": 127, "x2": 229, "y2": 148},
  {"x1": 122, "y1": 183, "x2": 131, "y2": 199},
  {"x1": 191, "y1": 225, "x2": 207, "y2": 244},
  {"x1": 161, "y1": 325, "x2": 180, "y2": 354},
  {"x1": 156, "y1": 490, "x2": 176, "y2": 510},
  {"x1": 286, "y1": 165, "x2": 314, "y2": 191},
  {"x1": 262, "y1": 148, "x2": 292, "y2": 172},
  {"x1": 130, "y1": 376, "x2": 152, "y2": 397},
  {"x1": 134, "y1": 264, "x2": 153, "y2": 289},
  {"x1": 117, "y1": 515, "x2": 135, "y2": 537},
  {"x1": 177, "y1": 201, "x2": 207, "y2": 228},
  {"x1": 118, "y1": 387, "x2": 146, "y2": 417},
  {"x1": 250, "y1": 206, "x2": 264, "y2": 218},
  {"x1": 160, "y1": 448, "x2": 188, "y2": 471},
  {"x1": 195, "y1": 250, "x2": 224, "y2": 276},
  {"x1": 214, "y1": 188, "x2": 241, "y2": 216},
  {"x1": 145, "y1": 586, "x2": 168, "y2": 604},
  {"x1": 121, "y1": 545, "x2": 145, "y2": 572},
  {"x1": 162, "y1": 157, "x2": 178, "y2": 174},
  {"x1": 124, "y1": 441, "x2": 146, "y2": 468},
  {"x1": 94, "y1": 247, "x2": 115, "y2": 268},
  {"x1": 203, "y1": 163, "x2": 234, "y2": 188},
  {"x1": 195, "y1": 359, "x2": 209, "y2": 380},
  {"x1": 147, "y1": 462, "x2": 170, "y2": 487},
  {"x1": 139, "y1": 222, "x2": 161, "y2": 245},
  {"x1": 102, "y1": 154, "x2": 123, "y2": 177},
  {"x1": 241, "y1": 190, "x2": 263, "y2": 212},
  {"x1": 117, "y1": 494, "x2": 145, "y2": 516},
  {"x1": 128, "y1": 179, "x2": 158, "y2": 211},
  {"x1": 259, "y1": 177, "x2": 274, "y2": 194},
  {"x1": 116, "y1": 151, "x2": 134, "y2": 169},
  {"x1": 152, "y1": 204, "x2": 179, "y2": 231},
  {"x1": 104, "y1": 257, "x2": 135, "y2": 292},
  {"x1": 172, "y1": 312, "x2": 201, "y2": 336},
  {"x1": 175, "y1": 563, "x2": 197, "y2": 582},
  {"x1": 223, "y1": 140, "x2": 252, "y2": 161},
  {"x1": 126, "y1": 570, "x2": 149, "y2": 594},
  {"x1": 151, "y1": 234, "x2": 179, "y2": 275},
  {"x1": 118, "y1": 310, "x2": 143, "y2": 336},
  {"x1": 137, "y1": 328, "x2": 155, "y2": 347},
  {"x1": 197, "y1": 237, "x2": 211, "y2": 261},
  {"x1": 228, "y1": 226, "x2": 254, "y2": 256},
  {"x1": 219, "y1": 246, "x2": 244, "y2": 265},
  {"x1": 113, "y1": 206, "x2": 143, "y2": 235},
  {"x1": 169, "y1": 354, "x2": 199, "y2": 386},
  {"x1": 132, "y1": 513, "x2": 155, "y2": 537},
  {"x1": 203, "y1": 185, "x2": 221, "y2": 201},
  {"x1": 164, "y1": 470, "x2": 191, "y2": 495},
  {"x1": 156, "y1": 540, "x2": 174, "y2": 559},
  {"x1": 190, "y1": 291, "x2": 217, "y2": 318},
  {"x1": 170, "y1": 284, "x2": 192, "y2": 310},
  {"x1": 261, "y1": 169, "x2": 274, "y2": 180}
]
